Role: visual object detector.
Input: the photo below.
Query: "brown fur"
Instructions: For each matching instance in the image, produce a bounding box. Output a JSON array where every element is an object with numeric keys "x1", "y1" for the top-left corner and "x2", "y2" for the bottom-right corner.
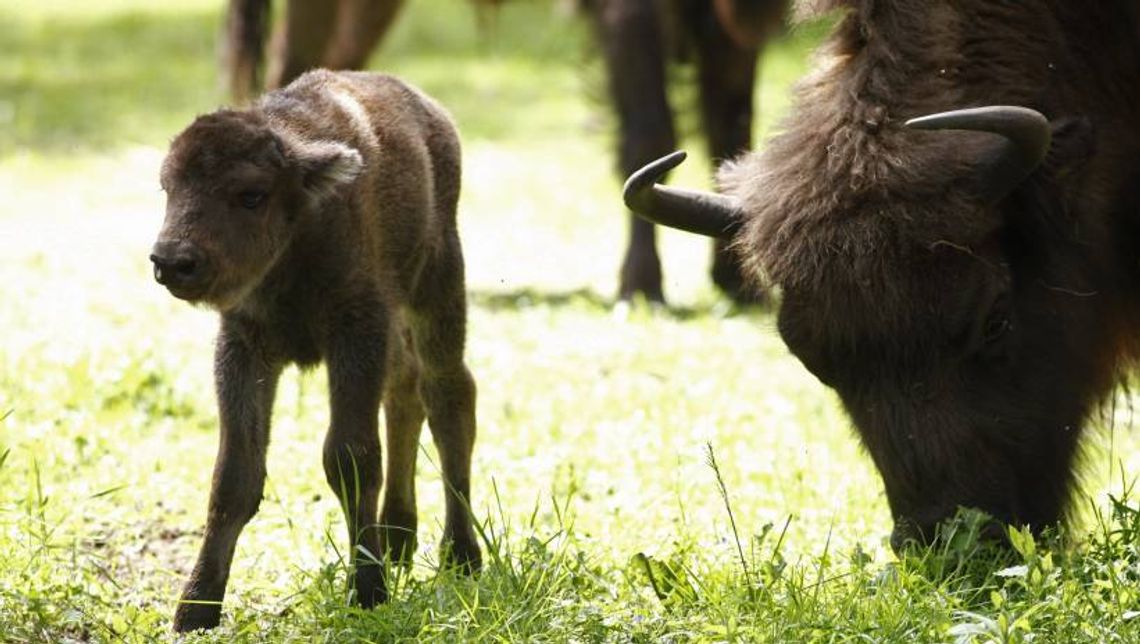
[
  {"x1": 717, "y1": 0, "x2": 1140, "y2": 547},
  {"x1": 152, "y1": 70, "x2": 480, "y2": 631}
]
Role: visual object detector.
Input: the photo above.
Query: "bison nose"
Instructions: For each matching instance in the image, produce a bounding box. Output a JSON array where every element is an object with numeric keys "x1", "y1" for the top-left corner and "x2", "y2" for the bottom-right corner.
[{"x1": 149, "y1": 241, "x2": 208, "y2": 289}]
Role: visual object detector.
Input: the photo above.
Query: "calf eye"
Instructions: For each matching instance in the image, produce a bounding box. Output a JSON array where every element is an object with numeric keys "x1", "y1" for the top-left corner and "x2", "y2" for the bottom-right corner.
[{"x1": 237, "y1": 191, "x2": 267, "y2": 209}]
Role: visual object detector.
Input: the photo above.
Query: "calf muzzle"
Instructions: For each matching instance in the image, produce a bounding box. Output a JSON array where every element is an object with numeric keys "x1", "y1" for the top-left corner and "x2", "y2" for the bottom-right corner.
[{"x1": 150, "y1": 241, "x2": 211, "y2": 295}]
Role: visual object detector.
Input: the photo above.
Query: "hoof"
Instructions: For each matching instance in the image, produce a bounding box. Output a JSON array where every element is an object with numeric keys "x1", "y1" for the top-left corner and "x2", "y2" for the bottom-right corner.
[
  {"x1": 619, "y1": 245, "x2": 665, "y2": 304},
  {"x1": 172, "y1": 600, "x2": 222, "y2": 633},
  {"x1": 354, "y1": 563, "x2": 389, "y2": 608},
  {"x1": 441, "y1": 534, "x2": 483, "y2": 575},
  {"x1": 380, "y1": 511, "x2": 418, "y2": 567}
]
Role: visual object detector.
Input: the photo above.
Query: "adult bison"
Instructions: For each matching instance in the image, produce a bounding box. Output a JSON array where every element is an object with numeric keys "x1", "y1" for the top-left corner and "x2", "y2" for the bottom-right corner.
[
  {"x1": 221, "y1": 0, "x2": 787, "y2": 303},
  {"x1": 625, "y1": 0, "x2": 1140, "y2": 547}
]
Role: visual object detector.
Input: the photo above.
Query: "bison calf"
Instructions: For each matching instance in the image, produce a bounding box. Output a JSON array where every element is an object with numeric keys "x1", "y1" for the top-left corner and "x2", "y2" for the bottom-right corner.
[{"x1": 151, "y1": 69, "x2": 480, "y2": 632}]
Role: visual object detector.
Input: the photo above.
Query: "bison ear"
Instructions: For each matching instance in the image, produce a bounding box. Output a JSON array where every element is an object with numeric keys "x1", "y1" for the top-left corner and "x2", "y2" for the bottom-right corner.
[{"x1": 293, "y1": 140, "x2": 364, "y2": 203}]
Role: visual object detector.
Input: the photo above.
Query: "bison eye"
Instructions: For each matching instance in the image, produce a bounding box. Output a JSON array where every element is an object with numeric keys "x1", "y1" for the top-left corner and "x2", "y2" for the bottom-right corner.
[
  {"x1": 983, "y1": 315, "x2": 1011, "y2": 344},
  {"x1": 981, "y1": 294, "x2": 1014, "y2": 348},
  {"x1": 237, "y1": 191, "x2": 267, "y2": 209}
]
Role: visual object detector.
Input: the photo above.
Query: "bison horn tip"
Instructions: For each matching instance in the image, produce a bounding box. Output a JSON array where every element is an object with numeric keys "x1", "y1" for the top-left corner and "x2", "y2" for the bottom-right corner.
[{"x1": 623, "y1": 151, "x2": 688, "y2": 210}]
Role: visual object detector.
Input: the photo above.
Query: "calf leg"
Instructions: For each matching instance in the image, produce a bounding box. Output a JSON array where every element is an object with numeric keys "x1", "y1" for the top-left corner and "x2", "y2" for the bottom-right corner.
[
  {"x1": 323, "y1": 307, "x2": 389, "y2": 607},
  {"x1": 174, "y1": 326, "x2": 281, "y2": 632},
  {"x1": 590, "y1": 0, "x2": 676, "y2": 303},
  {"x1": 694, "y1": 8, "x2": 764, "y2": 303},
  {"x1": 408, "y1": 246, "x2": 481, "y2": 572},
  {"x1": 323, "y1": 0, "x2": 406, "y2": 70},
  {"x1": 379, "y1": 327, "x2": 425, "y2": 565}
]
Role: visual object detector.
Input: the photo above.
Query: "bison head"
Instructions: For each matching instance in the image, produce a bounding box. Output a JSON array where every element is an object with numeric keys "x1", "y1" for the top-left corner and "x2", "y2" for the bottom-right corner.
[
  {"x1": 152, "y1": 109, "x2": 362, "y2": 310},
  {"x1": 625, "y1": 106, "x2": 1117, "y2": 549}
]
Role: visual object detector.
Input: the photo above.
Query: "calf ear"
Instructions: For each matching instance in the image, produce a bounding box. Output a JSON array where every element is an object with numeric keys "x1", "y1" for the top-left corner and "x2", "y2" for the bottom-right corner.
[{"x1": 294, "y1": 140, "x2": 364, "y2": 203}]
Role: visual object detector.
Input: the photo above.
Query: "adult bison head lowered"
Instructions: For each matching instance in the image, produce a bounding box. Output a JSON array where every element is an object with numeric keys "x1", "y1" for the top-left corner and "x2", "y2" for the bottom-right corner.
[{"x1": 625, "y1": 0, "x2": 1140, "y2": 548}]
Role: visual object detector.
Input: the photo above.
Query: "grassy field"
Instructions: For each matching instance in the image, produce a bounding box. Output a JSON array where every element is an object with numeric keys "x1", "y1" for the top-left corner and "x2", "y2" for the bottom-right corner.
[{"x1": 2, "y1": 0, "x2": 1140, "y2": 641}]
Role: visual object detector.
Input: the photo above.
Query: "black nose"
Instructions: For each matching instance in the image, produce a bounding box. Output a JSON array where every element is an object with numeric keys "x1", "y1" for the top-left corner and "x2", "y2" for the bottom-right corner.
[{"x1": 150, "y1": 241, "x2": 208, "y2": 289}]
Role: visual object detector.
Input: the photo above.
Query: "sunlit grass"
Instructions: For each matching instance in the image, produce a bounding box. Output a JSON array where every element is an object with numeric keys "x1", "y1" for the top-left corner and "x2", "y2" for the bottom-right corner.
[{"x1": 3, "y1": 0, "x2": 1140, "y2": 641}]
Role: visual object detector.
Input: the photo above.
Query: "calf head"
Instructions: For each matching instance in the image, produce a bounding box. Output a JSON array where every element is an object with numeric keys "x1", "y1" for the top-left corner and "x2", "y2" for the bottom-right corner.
[
  {"x1": 153, "y1": 109, "x2": 362, "y2": 310},
  {"x1": 626, "y1": 107, "x2": 1117, "y2": 549}
]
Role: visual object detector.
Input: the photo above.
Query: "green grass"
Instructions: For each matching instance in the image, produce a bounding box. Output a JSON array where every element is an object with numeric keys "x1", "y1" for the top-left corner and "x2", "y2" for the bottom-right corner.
[{"x1": 2, "y1": 0, "x2": 1140, "y2": 641}]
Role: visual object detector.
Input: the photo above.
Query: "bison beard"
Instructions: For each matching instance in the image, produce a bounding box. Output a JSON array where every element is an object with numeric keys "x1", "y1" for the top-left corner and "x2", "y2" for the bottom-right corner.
[
  {"x1": 151, "y1": 70, "x2": 480, "y2": 631},
  {"x1": 624, "y1": 0, "x2": 1140, "y2": 549}
]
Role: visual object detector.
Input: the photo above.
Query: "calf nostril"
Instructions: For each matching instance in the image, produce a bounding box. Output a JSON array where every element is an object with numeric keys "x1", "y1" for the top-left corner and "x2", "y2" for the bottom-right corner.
[
  {"x1": 173, "y1": 258, "x2": 198, "y2": 276},
  {"x1": 149, "y1": 251, "x2": 202, "y2": 286}
]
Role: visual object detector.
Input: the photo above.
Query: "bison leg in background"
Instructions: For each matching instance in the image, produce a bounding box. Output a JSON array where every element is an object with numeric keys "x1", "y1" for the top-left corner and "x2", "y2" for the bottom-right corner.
[
  {"x1": 173, "y1": 327, "x2": 282, "y2": 632},
  {"x1": 378, "y1": 328, "x2": 426, "y2": 565},
  {"x1": 592, "y1": 0, "x2": 676, "y2": 303},
  {"x1": 266, "y1": 0, "x2": 339, "y2": 90},
  {"x1": 322, "y1": 306, "x2": 391, "y2": 608},
  {"x1": 266, "y1": 0, "x2": 405, "y2": 91},
  {"x1": 324, "y1": 0, "x2": 407, "y2": 70},
  {"x1": 224, "y1": 0, "x2": 272, "y2": 103},
  {"x1": 693, "y1": 6, "x2": 764, "y2": 303}
]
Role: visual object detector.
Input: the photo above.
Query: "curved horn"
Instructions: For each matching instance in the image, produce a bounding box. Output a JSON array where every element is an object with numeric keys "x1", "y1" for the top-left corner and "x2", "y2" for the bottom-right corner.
[
  {"x1": 622, "y1": 151, "x2": 745, "y2": 240},
  {"x1": 906, "y1": 106, "x2": 1051, "y2": 203}
]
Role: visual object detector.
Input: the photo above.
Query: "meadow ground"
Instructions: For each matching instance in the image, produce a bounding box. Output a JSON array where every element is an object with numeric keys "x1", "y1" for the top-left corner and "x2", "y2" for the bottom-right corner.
[{"x1": 2, "y1": 1, "x2": 1140, "y2": 641}]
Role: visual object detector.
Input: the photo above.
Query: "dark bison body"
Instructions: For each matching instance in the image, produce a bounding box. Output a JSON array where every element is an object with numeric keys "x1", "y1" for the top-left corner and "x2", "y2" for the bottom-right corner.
[
  {"x1": 222, "y1": 0, "x2": 786, "y2": 303},
  {"x1": 585, "y1": 0, "x2": 786, "y2": 303},
  {"x1": 626, "y1": 0, "x2": 1140, "y2": 547},
  {"x1": 152, "y1": 70, "x2": 480, "y2": 631}
]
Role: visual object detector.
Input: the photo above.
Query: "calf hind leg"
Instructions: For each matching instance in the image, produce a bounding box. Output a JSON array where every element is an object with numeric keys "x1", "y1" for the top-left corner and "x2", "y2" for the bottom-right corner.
[
  {"x1": 419, "y1": 361, "x2": 480, "y2": 572},
  {"x1": 408, "y1": 269, "x2": 481, "y2": 573},
  {"x1": 379, "y1": 328, "x2": 426, "y2": 566}
]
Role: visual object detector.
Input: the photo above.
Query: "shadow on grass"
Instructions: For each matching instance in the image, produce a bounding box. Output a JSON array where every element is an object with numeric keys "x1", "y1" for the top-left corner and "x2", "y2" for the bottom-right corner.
[
  {"x1": 469, "y1": 286, "x2": 771, "y2": 321},
  {"x1": 471, "y1": 287, "x2": 611, "y2": 312}
]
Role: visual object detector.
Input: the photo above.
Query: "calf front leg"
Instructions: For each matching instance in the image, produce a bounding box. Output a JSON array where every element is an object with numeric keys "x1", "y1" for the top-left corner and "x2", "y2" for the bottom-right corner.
[
  {"x1": 324, "y1": 310, "x2": 388, "y2": 607},
  {"x1": 174, "y1": 325, "x2": 281, "y2": 632}
]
